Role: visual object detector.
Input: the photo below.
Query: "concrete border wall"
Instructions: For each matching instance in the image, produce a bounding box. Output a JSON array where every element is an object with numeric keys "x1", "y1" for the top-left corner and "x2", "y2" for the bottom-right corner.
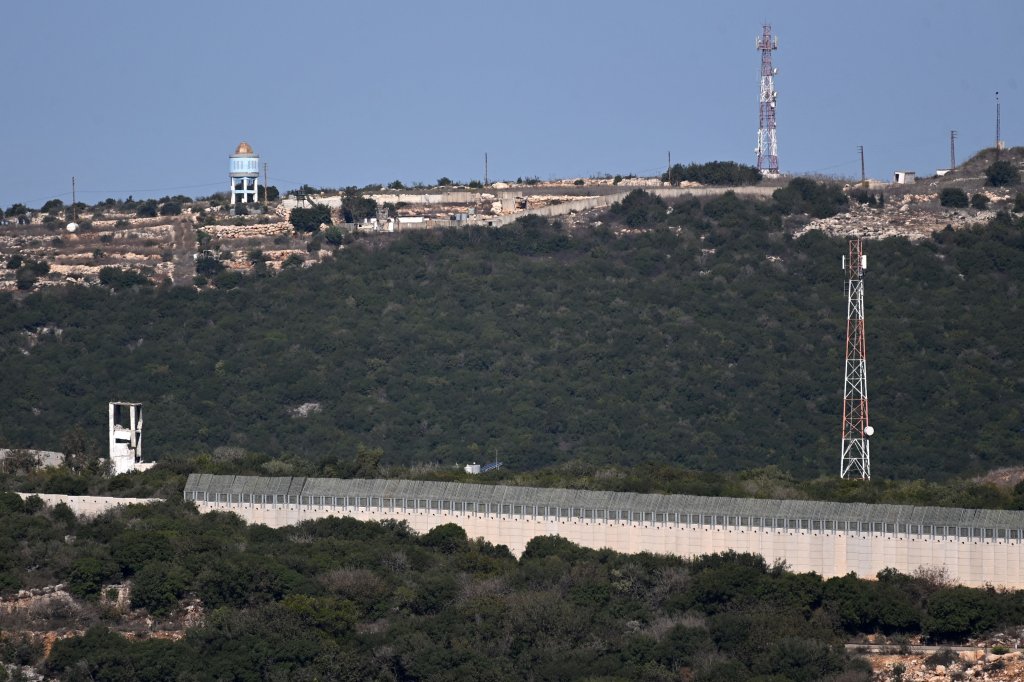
[
  {"x1": 193, "y1": 499, "x2": 1022, "y2": 589},
  {"x1": 15, "y1": 493, "x2": 162, "y2": 517}
]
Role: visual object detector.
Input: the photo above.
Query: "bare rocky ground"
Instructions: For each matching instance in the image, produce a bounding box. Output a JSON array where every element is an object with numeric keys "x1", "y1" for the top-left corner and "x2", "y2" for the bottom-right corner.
[
  {"x1": 0, "y1": 583, "x2": 200, "y2": 679},
  {"x1": 0, "y1": 207, "x2": 317, "y2": 292},
  {"x1": 870, "y1": 649, "x2": 1024, "y2": 681},
  {"x1": 796, "y1": 190, "x2": 1016, "y2": 242},
  {"x1": 797, "y1": 148, "x2": 1024, "y2": 242}
]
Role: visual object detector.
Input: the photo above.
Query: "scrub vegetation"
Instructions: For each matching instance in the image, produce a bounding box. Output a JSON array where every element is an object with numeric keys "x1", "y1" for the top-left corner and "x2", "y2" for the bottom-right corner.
[
  {"x1": 2, "y1": 494, "x2": 1021, "y2": 681},
  {"x1": 0, "y1": 184, "x2": 1021, "y2": 481}
]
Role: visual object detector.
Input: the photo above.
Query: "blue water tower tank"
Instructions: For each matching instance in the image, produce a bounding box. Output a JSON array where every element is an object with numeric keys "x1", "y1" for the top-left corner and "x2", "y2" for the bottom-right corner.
[{"x1": 229, "y1": 142, "x2": 260, "y2": 209}]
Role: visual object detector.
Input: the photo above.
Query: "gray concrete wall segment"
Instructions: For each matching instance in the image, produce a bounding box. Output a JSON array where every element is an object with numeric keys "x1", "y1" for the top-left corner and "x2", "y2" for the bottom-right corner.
[
  {"x1": 189, "y1": 497, "x2": 1024, "y2": 588},
  {"x1": 181, "y1": 475, "x2": 1024, "y2": 533},
  {"x1": 0, "y1": 449, "x2": 64, "y2": 468},
  {"x1": 16, "y1": 493, "x2": 162, "y2": 517}
]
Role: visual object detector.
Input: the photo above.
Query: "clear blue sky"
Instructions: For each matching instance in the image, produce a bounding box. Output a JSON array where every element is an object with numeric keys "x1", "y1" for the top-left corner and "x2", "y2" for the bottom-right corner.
[{"x1": 2, "y1": 0, "x2": 1020, "y2": 208}]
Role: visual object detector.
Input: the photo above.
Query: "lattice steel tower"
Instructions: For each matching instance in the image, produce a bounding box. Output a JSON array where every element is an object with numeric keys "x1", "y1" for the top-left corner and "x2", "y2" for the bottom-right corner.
[
  {"x1": 755, "y1": 24, "x2": 779, "y2": 174},
  {"x1": 840, "y1": 239, "x2": 872, "y2": 479}
]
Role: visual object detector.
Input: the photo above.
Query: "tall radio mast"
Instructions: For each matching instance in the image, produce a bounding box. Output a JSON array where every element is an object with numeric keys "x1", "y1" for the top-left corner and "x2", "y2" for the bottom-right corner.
[
  {"x1": 755, "y1": 24, "x2": 779, "y2": 175},
  {"x1": 840, "y1": 238, "x2": 872, "y2": 479},
  {"x1": 995, "y1": 91, "x2": 1003, "y2": 160}
]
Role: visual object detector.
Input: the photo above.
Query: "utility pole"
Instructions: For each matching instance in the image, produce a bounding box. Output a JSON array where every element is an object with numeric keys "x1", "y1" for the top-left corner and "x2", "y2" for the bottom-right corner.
[
  {"x1": 71, "y1": 176, "x2": 77, "y2": 222},
  {"x1": 840, "y1": 238, "x2": 872, "y2": 480},
  {"x1": 484, "y1": 153, "x2": 488, "y2": 187},
  {"x1": 995, "y1": 91, "x2": 1003, "y2": 160},
  {"x1": 857, "y1": 146, "x2": 865, "y2": 184},
  {"x1": 950, "y1": 130, "x2": 957, "y2": 170},
  {"x1": 263, "y1": 162, "x2": 268, "y2": 207},
  {"x1": 755, "y1": 24, "x2": 779, "y2": 174},
  {"x1": 667, "y1": 150, "x2": 671, "y2": 180}
]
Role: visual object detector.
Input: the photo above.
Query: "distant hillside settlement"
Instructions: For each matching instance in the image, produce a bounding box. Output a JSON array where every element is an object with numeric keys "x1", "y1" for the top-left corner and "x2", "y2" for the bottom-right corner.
[{"x1": 0, "y1": 147, "x2": 1021, "y2": 292}]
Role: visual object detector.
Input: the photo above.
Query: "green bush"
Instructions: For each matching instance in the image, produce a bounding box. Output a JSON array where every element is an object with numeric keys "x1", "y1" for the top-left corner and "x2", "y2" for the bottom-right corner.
[
  {"x1": 924, "y1": 647, "x2": 959, "y2": 668},
  {"x1": 98, "y1": 267, "x2": 152, "y2": 289},
  {"x1": 420, "y1": 523, "x2": 468, "y2": 554},
  {"x1": 195, "y1": 254, "x2": 225, "y2": 277},
  {"x1": 289, "y1": 203, "x2": 331, "y2": 232},
  {"x1": 607, "y1": 189, "x2": 668, "y2": 227},
  {"x1": 939, "y1": 188, "x2": 969, "y2": 208},
  {"x1": 324, "y1": 225, "x2": 346, "y2": 246},
  {"x1": 773, "y1": 178, "x2": 848, "y2": 217},
  {"x1": 213, "y1": 270, "x2": 244, "y2": 289},
  {"x1": 970, "y1": 193, "x2": 989, "y2": 210},
  {"x1": 130, "y1": 562, "x2": 189, "y2": 615},
  {"x1": 662, "y1": 161, "x2": 762, "y2": 186},
  {"x1": 924, "y1": 587, "x2": 998, "y2": 640},
  {"x1": 67, "y1": 557, "x2": 120, "y2": 598},
  {"x1": 340, "y1": 191, "x2": 377, "y2": 223},
  {"x1": 985, "y1": 160, "x2": 1020, "y2": 187},
  {"x1": 14, "y1": 267, "x2": 37, "y2": 290},
  {"x1": 136, "y1": 200, "x2": 158, "y2": 218}
]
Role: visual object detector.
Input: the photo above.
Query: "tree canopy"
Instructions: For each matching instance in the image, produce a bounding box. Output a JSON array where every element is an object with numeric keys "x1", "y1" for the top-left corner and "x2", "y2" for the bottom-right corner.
[
  {"x1": 0, "y1": 189, "x2": 1020, "y2": 481},
  {"x1": 662, "y1": 161, "x2": 762, "y2": 186},
  {"x1": 0, "y1": 495, "x2": 1012, "y2": 680},
  {"x1": 289, "y1": 203, "x2": 332, "y2": 232},
  {"x1": 985, "y1": 160, "x2": 1021, "y2": 187},
  {"x1": 940, "y1": 188, "x2": 969, "y2": 208}
]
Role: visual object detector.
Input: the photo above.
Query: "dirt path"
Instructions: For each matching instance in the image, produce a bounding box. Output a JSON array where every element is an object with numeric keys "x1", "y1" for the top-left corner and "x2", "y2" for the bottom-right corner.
[{"x1": 169, "y1": 218, "x2": 195, "y2": 285}]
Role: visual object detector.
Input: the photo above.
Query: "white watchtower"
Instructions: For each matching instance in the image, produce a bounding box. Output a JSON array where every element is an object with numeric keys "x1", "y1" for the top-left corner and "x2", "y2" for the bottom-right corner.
[
  {"x1": 229, "y1": 141, "x2": 260, "y2": 210},
  {"x1": 109, "y1": 402, "x2": 153, "y2": 475}
]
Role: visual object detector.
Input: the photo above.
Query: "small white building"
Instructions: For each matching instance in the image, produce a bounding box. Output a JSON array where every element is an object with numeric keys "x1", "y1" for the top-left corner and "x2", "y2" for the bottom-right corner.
[{"x1": 892, "y1": 170, "x2": 916, "y2": 185}]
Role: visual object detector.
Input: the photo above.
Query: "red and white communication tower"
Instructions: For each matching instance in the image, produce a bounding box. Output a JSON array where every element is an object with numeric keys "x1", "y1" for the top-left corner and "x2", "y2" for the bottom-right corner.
[
  {"x1": 755, "y1": 24, "x2": 779, "y2": 174},
  {"x1": 840, "y1": 238, "x2": 872, "y2": 479}
]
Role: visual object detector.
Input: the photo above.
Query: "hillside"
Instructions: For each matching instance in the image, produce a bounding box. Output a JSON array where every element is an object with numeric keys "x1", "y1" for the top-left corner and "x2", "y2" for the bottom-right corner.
[
  {"x1": 0, "y1": 187, "x2": 1021, "y2": 481},
  {"x1": 800, "y1": 147, "x2": 1024, "y2": 241}
]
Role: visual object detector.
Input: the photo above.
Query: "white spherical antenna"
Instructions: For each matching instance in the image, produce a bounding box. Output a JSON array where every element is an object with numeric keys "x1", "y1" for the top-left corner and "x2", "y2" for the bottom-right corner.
[
  {"x1": 864, "y1": 425, "x2": 874, "y2": 437},
  {"x1": 66, "y1": 222, "x2": 78, "y2": 233}
]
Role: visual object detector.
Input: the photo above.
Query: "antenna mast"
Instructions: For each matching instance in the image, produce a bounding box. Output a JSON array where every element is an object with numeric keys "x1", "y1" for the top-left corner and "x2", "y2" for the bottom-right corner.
[
  {"x1": 950, "y1": 130, "x2": 957, "y2": 170},
  {"x1": 755, "y1": 23, "x2": 779, "y2": 175},
  {"x1": 995, "y1": 91, "x2": 1003, "y2": 160},
  {"x1": 840, "y1": 238, "x2": 871, "y2": 479}
]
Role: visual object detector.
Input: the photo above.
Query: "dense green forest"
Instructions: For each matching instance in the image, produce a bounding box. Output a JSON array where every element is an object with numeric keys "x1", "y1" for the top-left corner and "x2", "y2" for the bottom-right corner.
[
  {"x1": 3, "y1": 493, "x2": 1022, "y2": 681},
  {"x1": 0, "y1": 187, "x2": 1022, "y2": 480}
]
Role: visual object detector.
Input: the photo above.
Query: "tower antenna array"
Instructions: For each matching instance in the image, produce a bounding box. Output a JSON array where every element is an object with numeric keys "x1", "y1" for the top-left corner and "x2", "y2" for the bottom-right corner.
[
  {"x1": 950, "y1": 130, "x2": 957, "y2": 170},
  {"x1": 755, "y1": 24, "x2": 779, "y2": 174},
  {"x1": 840, "y1": 238, "x2": 871, "y2": 479}
]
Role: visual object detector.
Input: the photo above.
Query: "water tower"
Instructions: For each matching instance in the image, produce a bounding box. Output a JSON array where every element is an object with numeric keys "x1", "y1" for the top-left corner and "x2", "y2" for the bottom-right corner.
[{"x1": 229, "y1": 141, "x2": 260, "y2": 211}]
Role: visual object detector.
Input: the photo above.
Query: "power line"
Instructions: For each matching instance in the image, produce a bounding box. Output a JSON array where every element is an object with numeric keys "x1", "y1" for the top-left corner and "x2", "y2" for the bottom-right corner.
[{"x1": 74, "y1": 181, "x2": 225, "y2": 194}]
